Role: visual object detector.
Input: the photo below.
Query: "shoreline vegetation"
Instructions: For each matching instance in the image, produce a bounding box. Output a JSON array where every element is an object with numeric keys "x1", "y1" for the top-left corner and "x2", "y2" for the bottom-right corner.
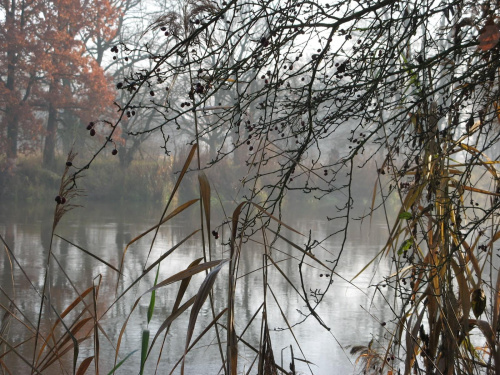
[
  {"x1": 0, "y1": 154, "x2": 387, "y2": 215},
  {"x1": 0, "y1": 155, "x2": 170, "y2": 203}
]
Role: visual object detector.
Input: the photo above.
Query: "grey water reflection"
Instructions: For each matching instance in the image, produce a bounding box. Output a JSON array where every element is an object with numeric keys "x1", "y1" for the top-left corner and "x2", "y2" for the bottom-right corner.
[{"x1": 0, "y1": 202, "x2": 392, "y2": 374}]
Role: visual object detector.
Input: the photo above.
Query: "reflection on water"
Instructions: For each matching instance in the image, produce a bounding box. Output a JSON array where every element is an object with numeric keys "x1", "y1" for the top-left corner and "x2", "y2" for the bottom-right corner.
[{"x1": 0, "y1": 201, "x2": 392, "y2": 374}]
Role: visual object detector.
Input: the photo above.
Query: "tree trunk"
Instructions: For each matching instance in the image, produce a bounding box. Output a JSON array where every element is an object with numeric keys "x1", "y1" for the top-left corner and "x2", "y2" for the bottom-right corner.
[
  {"x1": 43, "y1": 98, "x2": 58, "y2": 169},
  {"x1": 5, "y1": 0, "x2": 19, "y2": 164},
  {"x1": 207, "y1": 133, "x2": 218, "y2": 162},
  {"x1": 5, "y1": 108, "x2": 19, "y2": 163},
  {"x1": 6, "y1": 58, "x2": 18, "y2": 162},
  {"x1": 118, "y1": 146, "x2": 134, "y2": 167}
]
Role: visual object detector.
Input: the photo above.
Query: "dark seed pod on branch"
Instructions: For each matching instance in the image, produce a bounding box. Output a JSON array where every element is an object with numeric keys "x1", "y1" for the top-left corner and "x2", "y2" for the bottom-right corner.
[{"x1": 471, "y1": 289, "x2": 486, "y2": 318}]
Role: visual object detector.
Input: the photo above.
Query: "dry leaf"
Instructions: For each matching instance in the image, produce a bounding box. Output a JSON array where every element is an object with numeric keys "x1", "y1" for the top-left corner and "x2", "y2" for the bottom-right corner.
[{"x1": 479, "y1": 20, "x2": 500, "y2": 51}]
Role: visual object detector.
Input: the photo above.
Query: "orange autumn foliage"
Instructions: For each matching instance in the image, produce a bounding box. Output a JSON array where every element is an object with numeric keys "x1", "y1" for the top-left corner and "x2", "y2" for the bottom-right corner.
[{"x1": 0, "y1": 0, "x2": 118, "y2": 168}]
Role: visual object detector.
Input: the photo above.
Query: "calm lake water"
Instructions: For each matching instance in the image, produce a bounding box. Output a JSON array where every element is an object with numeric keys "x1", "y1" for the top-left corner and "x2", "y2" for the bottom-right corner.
[{"x1": 0, "y1": 201, "x2": 393, "y2": 374}]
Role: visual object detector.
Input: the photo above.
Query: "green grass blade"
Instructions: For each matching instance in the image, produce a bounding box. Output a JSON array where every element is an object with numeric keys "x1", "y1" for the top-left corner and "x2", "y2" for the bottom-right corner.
[
  {"x1": 140, "y1": 329, "x2": 150, "y2": 375},
  {"x1": 108, "y1": 350, "x2": 138, "y2": 375}
]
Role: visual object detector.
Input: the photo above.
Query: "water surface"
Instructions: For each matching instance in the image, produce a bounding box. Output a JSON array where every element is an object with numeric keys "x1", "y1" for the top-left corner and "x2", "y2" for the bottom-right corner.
[{"x1": 0, "y1": 201, "x2": 392, "y2": 374}]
